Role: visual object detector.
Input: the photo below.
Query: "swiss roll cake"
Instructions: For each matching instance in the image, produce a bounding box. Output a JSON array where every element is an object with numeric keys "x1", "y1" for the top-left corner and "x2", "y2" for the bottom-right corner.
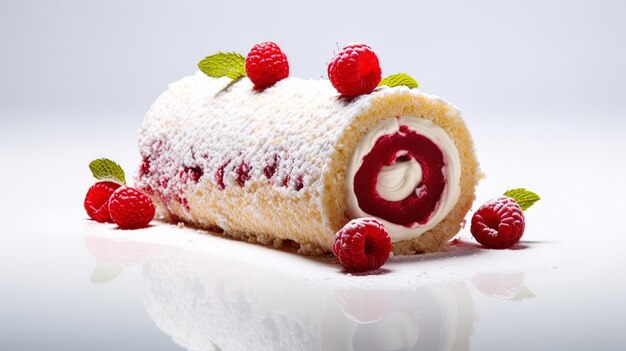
[{"x1": 136, "y1": 72, "x2": 479, "y2": 255}]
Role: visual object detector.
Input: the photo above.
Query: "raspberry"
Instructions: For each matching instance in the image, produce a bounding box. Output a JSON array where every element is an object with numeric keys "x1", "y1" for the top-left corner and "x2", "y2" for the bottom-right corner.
[
  {"x1": 333, "y1": 218, "x2": 392, "y2": 272},
  {"x1": 84, "y1": 181, "x2": 121, "y2": 223},
  {"x1": 245, "y1": 41, "x2": 289, "y2": 89},
  {"x1": 108, "y1": 187, "x2": 155, "y2": 229},
  {"x1": 327, "y1": 43, "x2": 382, "y2": 97},
  {"x1": 471, "y1": 197, "x2": 525, "y2": 249}
]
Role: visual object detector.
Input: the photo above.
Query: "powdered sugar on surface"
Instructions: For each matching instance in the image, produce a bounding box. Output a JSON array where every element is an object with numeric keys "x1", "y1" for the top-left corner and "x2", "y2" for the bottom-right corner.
[{"x1": 86, "y1": 221, "x2": 559, "y2": 291}]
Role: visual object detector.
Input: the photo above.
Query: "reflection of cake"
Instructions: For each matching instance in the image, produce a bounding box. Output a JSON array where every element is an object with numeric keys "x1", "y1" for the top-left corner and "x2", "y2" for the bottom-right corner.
[
  {"x1": 137, "y1": 73, "x2": 479, "y2": 254},
  {"x1": 139, "y1": 246, "x2": 475, "y2": 351}
]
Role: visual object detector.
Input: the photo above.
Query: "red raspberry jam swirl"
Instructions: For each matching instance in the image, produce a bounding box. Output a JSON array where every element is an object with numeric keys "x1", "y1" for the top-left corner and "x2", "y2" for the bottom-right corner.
[
  {"x1": 353, "y1": 126, "x2": 445, "y2": 226},
  {"x1": 345, "y1": 117, "x2": 461, "y2": 241}
]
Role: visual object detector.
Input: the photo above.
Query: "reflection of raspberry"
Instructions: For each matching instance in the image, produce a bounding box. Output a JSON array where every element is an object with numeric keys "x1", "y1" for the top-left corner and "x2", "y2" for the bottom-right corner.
[
  {"x1": 471, "y1": 272, "x2": 533, "y2": 300},
  {"x1": 108, "y1": 187, "x2": 155, "y2": 229},
  {"x1": 333, "y1": 218, "x2": 391, "y2": 272},
  {"x1": 245, "y1": 42, "x2": 289, "y2": 89},
  {"x1": 84, "y1": 181, "x2": 121, "y2": 223},
  {"x1": 471, "y1": 197, "x2": 525, "y2": 249},
  {"x1": 327, "y1": 43, "x2": 382, "y2": 97},
  {"x1": 84, "y1": 236, "x2": 160, "y2": 267}
]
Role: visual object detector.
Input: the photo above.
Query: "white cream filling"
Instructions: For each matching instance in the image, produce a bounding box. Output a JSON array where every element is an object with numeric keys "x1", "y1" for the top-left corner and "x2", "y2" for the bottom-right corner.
[
  {"x1": 345, "y1": 117, "x2": 461, "y2": 242},
  {"x1": 376, "y1": 158, "x2": 422, "y2": 202}
]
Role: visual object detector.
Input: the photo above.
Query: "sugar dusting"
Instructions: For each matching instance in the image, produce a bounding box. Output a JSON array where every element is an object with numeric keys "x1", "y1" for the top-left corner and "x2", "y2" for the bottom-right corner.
[
  {"x1": 135, "y1": 72, "x2": 469, "y2": 253},
  {"x1": 87, "y1": 221, "x2": 556, "y2": 291},
  {"x1": 137, "y1": 73, "x2": 372, "y2": 222}
]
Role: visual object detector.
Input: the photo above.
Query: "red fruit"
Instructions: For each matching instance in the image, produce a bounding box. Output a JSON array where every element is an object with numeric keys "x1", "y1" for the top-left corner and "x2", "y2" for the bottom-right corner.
[
  {"x1": 108, "y1": 187, "x2": 155, "y2": 229},
  {"x1": 471, "y1": 197, "x2": 525, "y2": 249},
  {"x1": 84, "y1": 181, "x2": 121, "y2": 223},
  {"x1": 245, "y1": 41, "x2": 289, "y2": 89},
  {"x1": 333, "y1": 218, "x2": 392, "y2": 272},
  {"x1": 327, "y1": 43, "x2": 382, "y2": 97}
]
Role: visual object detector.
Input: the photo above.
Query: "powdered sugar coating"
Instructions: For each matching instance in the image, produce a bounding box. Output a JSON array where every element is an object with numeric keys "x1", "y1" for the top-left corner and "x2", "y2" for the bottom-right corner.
[
  {"x1": 136, "y1": 72, "x2": 476, "y2": 254},
  {"x1": 139, "y1": 73, "x2": 363, "y2": 194},
  {"x1": 139, "y1": 73, "x2": 361, "y2": 212}
]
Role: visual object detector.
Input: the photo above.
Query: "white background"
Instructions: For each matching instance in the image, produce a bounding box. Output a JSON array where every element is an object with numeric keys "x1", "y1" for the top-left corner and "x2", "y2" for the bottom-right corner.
[{"x1": 1, "y1": 1, "x2": 626, "y2": 350}]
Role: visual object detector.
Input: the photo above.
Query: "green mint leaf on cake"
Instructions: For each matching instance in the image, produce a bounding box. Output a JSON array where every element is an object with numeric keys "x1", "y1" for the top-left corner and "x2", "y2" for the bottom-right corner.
[
  {"x1": 198, "y1": 52, "x2": 246, "y2": 80},
  {"x1": 503, "y1": 188, "x2": 540, "y2": 211},
  {"x1": 378, "y1": 73, "x2": 419, "y2": 89},
  {"x1": 89, "y1": 158, "x2": 126, "y2": 185}
]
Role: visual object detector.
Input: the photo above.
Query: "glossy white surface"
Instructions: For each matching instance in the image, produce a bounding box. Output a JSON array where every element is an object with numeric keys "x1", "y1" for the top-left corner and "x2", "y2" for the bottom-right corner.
[
  {"x1": 2, "y1": 1, "x2": 626, "y2": 349},
  {"x1": 1, "y1": 110, "x2": 626, "y2": 350}
]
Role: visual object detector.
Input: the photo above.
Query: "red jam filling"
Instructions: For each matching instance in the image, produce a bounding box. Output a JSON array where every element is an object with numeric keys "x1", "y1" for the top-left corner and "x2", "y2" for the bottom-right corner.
[
  {"x1": 263, "y1": 154, "x2": 278, "y2": 180},
  {"x1": 353, "y1": 125, "x2": 446, "y2": 226},
  {"x1": 214, "y1": 161, "x2": 230, "y2": 190},
  {"x1": 235, "y1": 161, "x2": 251, "y2": 187}
]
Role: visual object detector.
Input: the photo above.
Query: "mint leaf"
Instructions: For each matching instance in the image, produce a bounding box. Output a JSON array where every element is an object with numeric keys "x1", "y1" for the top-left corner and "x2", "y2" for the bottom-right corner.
[
  {"x1": 90, "y1": 262, "x2": 123, "y2": 284},
  {"x1": 198, "y1": 52, "x2": 246, "y2": 80},
  {"x1": 503, "y1": 188, "x2": 540, "y2": 211},
  {"x1": 379, "y1": 73, "x2": 419, "y2": 89},
  {"x1": 89, "y1": 158, "x2": 126, "y2": 185},
  {"x1": 512, "y1": 286, "x2": 536, "y2": 301}
]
